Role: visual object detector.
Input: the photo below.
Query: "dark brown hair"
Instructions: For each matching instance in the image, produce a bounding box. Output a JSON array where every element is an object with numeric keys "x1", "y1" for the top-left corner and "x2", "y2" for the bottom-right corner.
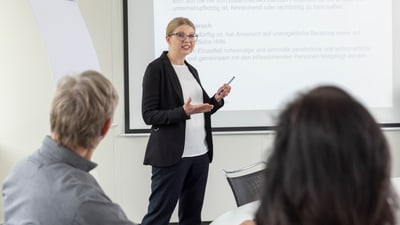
[{"x1": 255, "y1": 85, "x2": 397, "y2": 225}]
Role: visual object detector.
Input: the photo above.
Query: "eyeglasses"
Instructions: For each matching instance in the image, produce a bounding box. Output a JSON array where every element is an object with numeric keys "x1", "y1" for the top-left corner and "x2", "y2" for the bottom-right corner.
[{"x1": 169, "y1": 32, "x2": 198, "y2": 42}]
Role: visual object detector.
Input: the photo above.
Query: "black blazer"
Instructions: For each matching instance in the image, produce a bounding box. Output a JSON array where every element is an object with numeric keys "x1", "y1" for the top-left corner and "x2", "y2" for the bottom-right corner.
[{"x1": 142, "y1": 51, "x2": 224, "y2": 167}]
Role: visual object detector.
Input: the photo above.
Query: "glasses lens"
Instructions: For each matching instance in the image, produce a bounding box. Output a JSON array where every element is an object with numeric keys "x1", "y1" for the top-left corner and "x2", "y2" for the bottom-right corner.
[
  {"x1": 176, "y1": 33, "x2": 186, "y2": 40},
  {"x1": 189, "y1": 35, "x2": 198, "y2": 41}
]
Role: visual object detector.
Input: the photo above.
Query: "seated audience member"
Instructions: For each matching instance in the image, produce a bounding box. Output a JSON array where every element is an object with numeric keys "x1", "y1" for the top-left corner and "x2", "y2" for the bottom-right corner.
[
  {"x1": 241, "y1": 85, "x2": 398, "y2": 225},
  {"x1": 2, "y1": 70, "x2": 137, "y2": 225}
]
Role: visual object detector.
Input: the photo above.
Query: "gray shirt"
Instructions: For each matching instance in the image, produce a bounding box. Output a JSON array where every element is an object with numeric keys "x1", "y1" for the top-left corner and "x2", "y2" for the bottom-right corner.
[{"x1": 2, "y1": 136, "x2": 136, "y2": 225}]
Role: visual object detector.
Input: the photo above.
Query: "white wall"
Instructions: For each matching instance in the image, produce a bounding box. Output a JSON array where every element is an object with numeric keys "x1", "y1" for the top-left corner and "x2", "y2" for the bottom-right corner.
[{"x1": 1, "y1": 0, "x2": 400, "y2": 223}]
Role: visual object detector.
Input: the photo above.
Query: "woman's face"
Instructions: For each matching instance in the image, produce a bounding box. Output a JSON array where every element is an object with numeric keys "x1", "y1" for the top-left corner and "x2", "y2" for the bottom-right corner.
[{"x1": 166, "y1": 24, "x2": 196, "y2": 57}]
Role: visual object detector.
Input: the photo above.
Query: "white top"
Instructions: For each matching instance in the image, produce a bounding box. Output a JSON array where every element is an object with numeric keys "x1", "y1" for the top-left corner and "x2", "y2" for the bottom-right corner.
[{"x1": 173, "y1": 64, "x2": 208, "y2": 157}]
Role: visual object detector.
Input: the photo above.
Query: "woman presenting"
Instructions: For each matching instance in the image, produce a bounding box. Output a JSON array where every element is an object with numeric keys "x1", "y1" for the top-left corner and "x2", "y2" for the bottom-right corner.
[{"x1": 141, "y1": 17, "x2": 231, "y2": 225}]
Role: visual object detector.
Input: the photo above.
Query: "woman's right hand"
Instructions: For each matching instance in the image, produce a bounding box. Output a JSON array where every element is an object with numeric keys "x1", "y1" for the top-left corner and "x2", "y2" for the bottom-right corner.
[{"x1": 183, "y1": 97, "x2": 214, "y2": 115}]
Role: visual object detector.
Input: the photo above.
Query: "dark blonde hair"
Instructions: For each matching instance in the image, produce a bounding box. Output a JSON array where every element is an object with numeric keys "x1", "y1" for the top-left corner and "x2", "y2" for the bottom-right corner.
[
  {"x1": 50, "y1": 70, "x2": 118, "y2": 150},
  {"x1": 256, "y1": 85, "x2": 397, "y2": 225},
  {"x1": 166, "y1": 17, "x2": 196, "y2": 36}
]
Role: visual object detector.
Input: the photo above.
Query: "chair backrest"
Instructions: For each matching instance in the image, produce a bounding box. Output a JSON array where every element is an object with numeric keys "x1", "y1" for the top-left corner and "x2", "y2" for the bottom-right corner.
[{"x1": 223, "y1": 161, "x2": 266, "y2": 207}]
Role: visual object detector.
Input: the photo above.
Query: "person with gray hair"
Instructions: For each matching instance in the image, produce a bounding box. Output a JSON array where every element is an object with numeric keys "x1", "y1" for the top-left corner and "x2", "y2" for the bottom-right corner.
[{"x1": 2, "y1": 70, "x2": 137, "y2": 225}]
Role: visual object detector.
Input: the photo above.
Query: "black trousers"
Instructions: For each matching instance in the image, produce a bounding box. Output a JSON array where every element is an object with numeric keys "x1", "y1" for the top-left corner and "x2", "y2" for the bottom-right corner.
[{"x1": 141, "y1": 154, "x2": 209, "y2": 225}]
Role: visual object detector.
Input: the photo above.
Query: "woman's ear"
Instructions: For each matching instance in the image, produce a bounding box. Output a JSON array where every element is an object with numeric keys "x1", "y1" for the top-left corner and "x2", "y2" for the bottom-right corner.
[{"x1": 166, "y1": 35, "x2": 171, "y2": 43}]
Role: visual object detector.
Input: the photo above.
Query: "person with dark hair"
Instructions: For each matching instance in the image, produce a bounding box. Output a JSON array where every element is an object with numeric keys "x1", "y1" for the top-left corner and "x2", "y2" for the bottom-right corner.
[
  {"x1": 2, "y1": 70, "x2": 137, "y2": 225},
  {"x1": 241, "y1": 85, "x2": 398, "y2": 225},
  {"x1": 140, "y1": 17, "x2": 231, "y2": 225}
]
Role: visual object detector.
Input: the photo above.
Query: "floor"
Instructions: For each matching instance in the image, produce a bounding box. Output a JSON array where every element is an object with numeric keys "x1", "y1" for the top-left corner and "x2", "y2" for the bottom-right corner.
[
  {"x1": 138, "y1": 220, "x2": 212, "y2": 224},
  {"x1": 169, "y1": 223, "x2": 211, "y2": 225}
]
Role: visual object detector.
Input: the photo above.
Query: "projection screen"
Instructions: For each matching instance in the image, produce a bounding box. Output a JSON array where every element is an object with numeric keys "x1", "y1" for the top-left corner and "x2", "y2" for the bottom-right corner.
[{"x1": 123, "y1": 0, "x2": 400, "y2": 133}]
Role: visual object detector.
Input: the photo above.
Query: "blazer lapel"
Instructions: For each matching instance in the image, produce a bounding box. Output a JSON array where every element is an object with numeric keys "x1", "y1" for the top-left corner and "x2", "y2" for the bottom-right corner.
[{"x1": 164, "y1": 59, "x2": 184, "y2": 103}]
